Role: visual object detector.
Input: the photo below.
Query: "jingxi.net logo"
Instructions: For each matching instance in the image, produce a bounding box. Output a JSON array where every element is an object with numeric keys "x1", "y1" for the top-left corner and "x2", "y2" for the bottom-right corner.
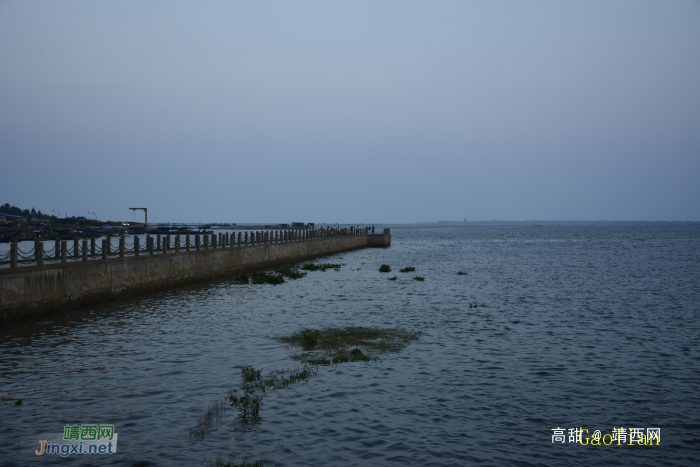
[{"x1": 35, "y1": 424, "x2": 118, "y2": 457}]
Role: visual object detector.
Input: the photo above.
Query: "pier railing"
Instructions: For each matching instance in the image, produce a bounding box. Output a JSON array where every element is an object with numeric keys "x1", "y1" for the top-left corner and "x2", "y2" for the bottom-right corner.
[{"x1": 0, "y1": 228, "x2": 382, "y2": 268}]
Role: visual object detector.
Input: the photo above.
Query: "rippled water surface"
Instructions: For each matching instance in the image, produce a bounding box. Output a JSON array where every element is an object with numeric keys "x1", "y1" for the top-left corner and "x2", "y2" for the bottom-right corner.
[{"x1": 2, "y1": 226, "x2": 699, "y2": 466}]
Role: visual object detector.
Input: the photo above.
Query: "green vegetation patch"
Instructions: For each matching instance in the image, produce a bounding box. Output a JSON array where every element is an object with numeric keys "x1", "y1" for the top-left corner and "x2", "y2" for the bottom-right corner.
[
  {"x1": 235, "y1": 274, "x2": 249, "y2": 284},
  {"x1": 457, "y1": 271, "x2": 468, "y2": 275},
  {"x1": 204, "y1": 452, "x2": 277, "y2": 467},
  {"x1": 187, "y1": 399, "x2": 227, "y2": 441},
  {"x1": 413, "y1": 276, "x2": 425, "y2": 281},
  {"x1": 388, "y1": 276, "x2": 397, "y2": 280},
  {"x1": 278, "y1": 326, "x2": 422, "y2": 365},
  {"x1": 379, "y1": 264, "x2": 391, "y2": 273},
  {"x1": 251, "y1": 272, "x2": 285, "y2": 285},
  {"x1": 301, "y1": 263, "x2": 342, "y2": 271},
  {"x1": 399, "y1": 267, "x2": 415, "y2": 273},
  {"x1": 276, "y1": 265, "x2": 306, "y2": 279},
  {"x1": 228, "y1": 365, "x2": 319, "y2": 422}
]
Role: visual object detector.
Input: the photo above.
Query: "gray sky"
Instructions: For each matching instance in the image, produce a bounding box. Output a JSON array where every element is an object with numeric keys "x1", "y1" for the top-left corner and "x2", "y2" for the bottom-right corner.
[{"x1": 1, "y1": 0, "x2": 698, "y2": 223}]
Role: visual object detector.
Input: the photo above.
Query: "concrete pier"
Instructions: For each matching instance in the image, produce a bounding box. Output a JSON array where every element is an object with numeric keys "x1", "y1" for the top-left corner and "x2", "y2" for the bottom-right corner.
[{"x1": 0, "y1": 229, "x2": 390, "y2": 321}]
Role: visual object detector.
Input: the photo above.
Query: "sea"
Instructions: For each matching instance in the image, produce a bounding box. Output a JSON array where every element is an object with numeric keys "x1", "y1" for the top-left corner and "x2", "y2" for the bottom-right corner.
[{"x1": 1, "y1": 225, "x2": 699, "y2": 466}]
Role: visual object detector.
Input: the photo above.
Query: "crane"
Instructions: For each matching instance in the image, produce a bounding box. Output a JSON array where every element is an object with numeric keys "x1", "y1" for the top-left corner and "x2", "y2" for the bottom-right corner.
[{"x1": 129, "y1": 208, "x2": 148, "y2": 231}]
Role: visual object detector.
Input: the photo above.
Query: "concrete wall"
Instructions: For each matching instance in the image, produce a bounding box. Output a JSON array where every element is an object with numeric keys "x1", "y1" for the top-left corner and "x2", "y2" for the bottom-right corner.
[{"x1": 0, "y1": 231, "x2": 390, "y2": 322}]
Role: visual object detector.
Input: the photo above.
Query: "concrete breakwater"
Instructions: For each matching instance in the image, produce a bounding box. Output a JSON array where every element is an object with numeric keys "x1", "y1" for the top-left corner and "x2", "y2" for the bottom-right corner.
[{"x1": 0, "y1": 228, "x2": 390, "y2": 321}]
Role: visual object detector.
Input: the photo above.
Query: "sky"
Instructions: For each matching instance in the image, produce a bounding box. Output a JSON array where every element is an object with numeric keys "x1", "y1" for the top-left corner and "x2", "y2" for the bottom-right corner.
[{"x1": 1, "y1": 0, "x2": 699, "y2": 224}]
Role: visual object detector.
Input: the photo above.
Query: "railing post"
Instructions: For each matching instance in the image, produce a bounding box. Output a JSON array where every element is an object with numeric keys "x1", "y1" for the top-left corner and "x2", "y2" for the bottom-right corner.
[
  {"x1": 119, "y1": 237, "x2": 125, "y2": 258},
  {"x1": 244, "y1": 232, "x2": 248, "y2": 245},
  {"x1": 5, "y1": 240, "x2": 19, "y2": 270},
  {"x1": 134, "y1": 237, "x2": 140, "y2": 257},
  {"x1": 186, "y1": 234, "x2": 191, "y2": 252},
  {"x1": 203, "y1": 233, "x2": 208, "y2": 249},
  {"x1": 91, "y1": 238, "x2": 96, "y2": 256},
  {"x1": 238, "y1": 232, "x2": 241, "y2": 246},
  {"x1": 163, "y1": 235, "x2": 169, "y2": 254},
  {"x1": 36, "y1": 240, "x2": 44, "y2": 266},
  {"x1": 82, "y1": 240, "x2": 88, "y2": 261},
  {"x1": 107, "y1": 235, "x2": 112, "y2": 256},
  {"x1": 157, "y1": 234, "x2": 161, "y2": 251},
  {"x1": 74, "y1": 238, "x2": 79, "y2": 258},
  {"x1": 101, "y1": 239, "x2": 107, "y2": 260},
  {"x1": 212, "y1": 233, "x2": 217, "y2": 249},
  {"x1": 175, "y1": 234, "x2": 180, "y2": 253},
  {"x1": 195, "y1": 234, "x2": 201, "y2": 250},
  {"x1": 149, "y1": 236, "x2": 154, "y2": 255},
  {"x1": 10, "y1": 241, "x2": 17, "y2": 268},
  {"x1": 62, "y1": 241, "x2": 68, "y2": 263}
]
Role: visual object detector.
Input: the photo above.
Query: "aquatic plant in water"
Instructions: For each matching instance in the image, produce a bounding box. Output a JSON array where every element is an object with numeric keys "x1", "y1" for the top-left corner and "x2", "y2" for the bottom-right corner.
[
  {"x1": 413, "y1": 276, "x2": 425, "y2": 281},
  {"x1": 399, "y1": 267, "x2": 415, "y2": 273},
  {"x1": 301, "y1": 263, "x2": 342, "y2": 271},
  {"x1": 278, "y1": 326, "x2": 422, "y2": 365},
  {"x1": 457, "y1": 271, "x2": 468, "y2": 275},
  {"x1": 216, "y1": 328, "x2": 420, "y2": 464},
  {"x1": 204, "y1": 452, "x2": 277, "y2": 467},
  {"x1": 379, "y1": 264, "x2": 391, "y2": 272},
  {"x1": 187, "y1": 399, "x2": 227, "y2": 440},
  {"x1": 388, "y1": 276, "x2": 397, "y2": 280},
  {"x1": 235, "y1": 274, "x2": 249, "y2": 284},
  {"x1": 228, "y1": 365, "x2": 319, "y2": 421},
  {"x1": 228, "y1": 390, "x2": 263, "y2": 421},
  {"x1": 251, "y1": 272, "x2": 285, "y2": 285},
  {"x1": 276, "y1": 265, "x2": 306, "y2": 279}
]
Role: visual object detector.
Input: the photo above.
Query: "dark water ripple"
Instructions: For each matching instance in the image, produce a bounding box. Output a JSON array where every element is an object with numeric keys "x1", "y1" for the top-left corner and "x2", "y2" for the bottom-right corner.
[{"x1": 1, "y1": 226, "x2": 699, "y2": 466}]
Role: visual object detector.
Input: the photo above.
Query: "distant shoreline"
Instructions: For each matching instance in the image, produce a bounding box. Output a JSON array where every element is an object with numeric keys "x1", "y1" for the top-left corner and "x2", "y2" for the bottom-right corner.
[{"x1": 412, "y1": 220, "x2": 700, "y2": 226}]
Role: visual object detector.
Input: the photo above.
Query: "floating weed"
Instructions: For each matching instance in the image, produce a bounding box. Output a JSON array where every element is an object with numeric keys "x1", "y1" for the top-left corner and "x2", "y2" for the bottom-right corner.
[
  {"x1": 228, "y1": 390, "x2": 263, "y2": 422},
  {"x1": 203, "y1": 452, "x2": 277, "y2": 467},
  {"x1": 388, "y1": 276, "x2": 397, "y2": 280},
  {"x1": 241, "y1": 366, "x2": 262, "y2": 382},
  {"x1": 300, "y1": 329, "x2": 318, "y2": 349},
  {"x1": 413, "y1": 276, "x2": 425, "y2": 281},
  {"x1": 251, "y1": 272, "x2": 285, "y2": 285},
  {"x1": 457, "y1": 271, "x2": 468, "y2": 275},
  {"x1": 15, "y1": 399, "x2": 22, "y2": 406},
  {"x1": 399, "y1": 267, "x2": 415, "y2": 273},
  {"x1": 278, "y1": 327, "x2": 422, "y2": 364},
  {"x1": 188, "y1": 399, "x2": 227, "y2": 440},
  {"x1": 301, "y1": 263, "x2": 342, "y2": 271},
  {"x1": 235, "y1": 274, "x2": 249, "y2": 284},
  {"x1": 229, "y1": 365, "x2": 319, "y2": 421},
  {"x1": 276, "y1": 265, "x2": 306, "y2": 280},
  {"x1": 379, "y1": 264, "x2": 391, "y2": 273}
]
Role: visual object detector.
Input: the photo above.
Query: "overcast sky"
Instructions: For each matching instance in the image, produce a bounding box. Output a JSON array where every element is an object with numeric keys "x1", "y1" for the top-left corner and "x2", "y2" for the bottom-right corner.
[{"x1": 1, "y1": 1, "x2": 698, "y2": 223}]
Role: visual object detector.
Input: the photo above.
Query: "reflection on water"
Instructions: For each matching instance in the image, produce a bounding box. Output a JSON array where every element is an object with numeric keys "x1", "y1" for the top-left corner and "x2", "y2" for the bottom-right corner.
[{"x1": 1, "y1": 226, "x2": 699, "y2": 466}]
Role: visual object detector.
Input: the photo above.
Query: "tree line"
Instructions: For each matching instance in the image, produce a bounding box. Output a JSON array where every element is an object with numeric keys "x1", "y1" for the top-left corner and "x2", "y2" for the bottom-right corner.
[{"x1": 1, "y1": 203, "x2": 57, "y2": 220}]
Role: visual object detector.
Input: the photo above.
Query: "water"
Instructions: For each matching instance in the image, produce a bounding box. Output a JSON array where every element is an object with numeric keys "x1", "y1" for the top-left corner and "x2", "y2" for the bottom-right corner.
[{"x1": 1, "y1": 226, "x2": 699, "y2": 466}]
